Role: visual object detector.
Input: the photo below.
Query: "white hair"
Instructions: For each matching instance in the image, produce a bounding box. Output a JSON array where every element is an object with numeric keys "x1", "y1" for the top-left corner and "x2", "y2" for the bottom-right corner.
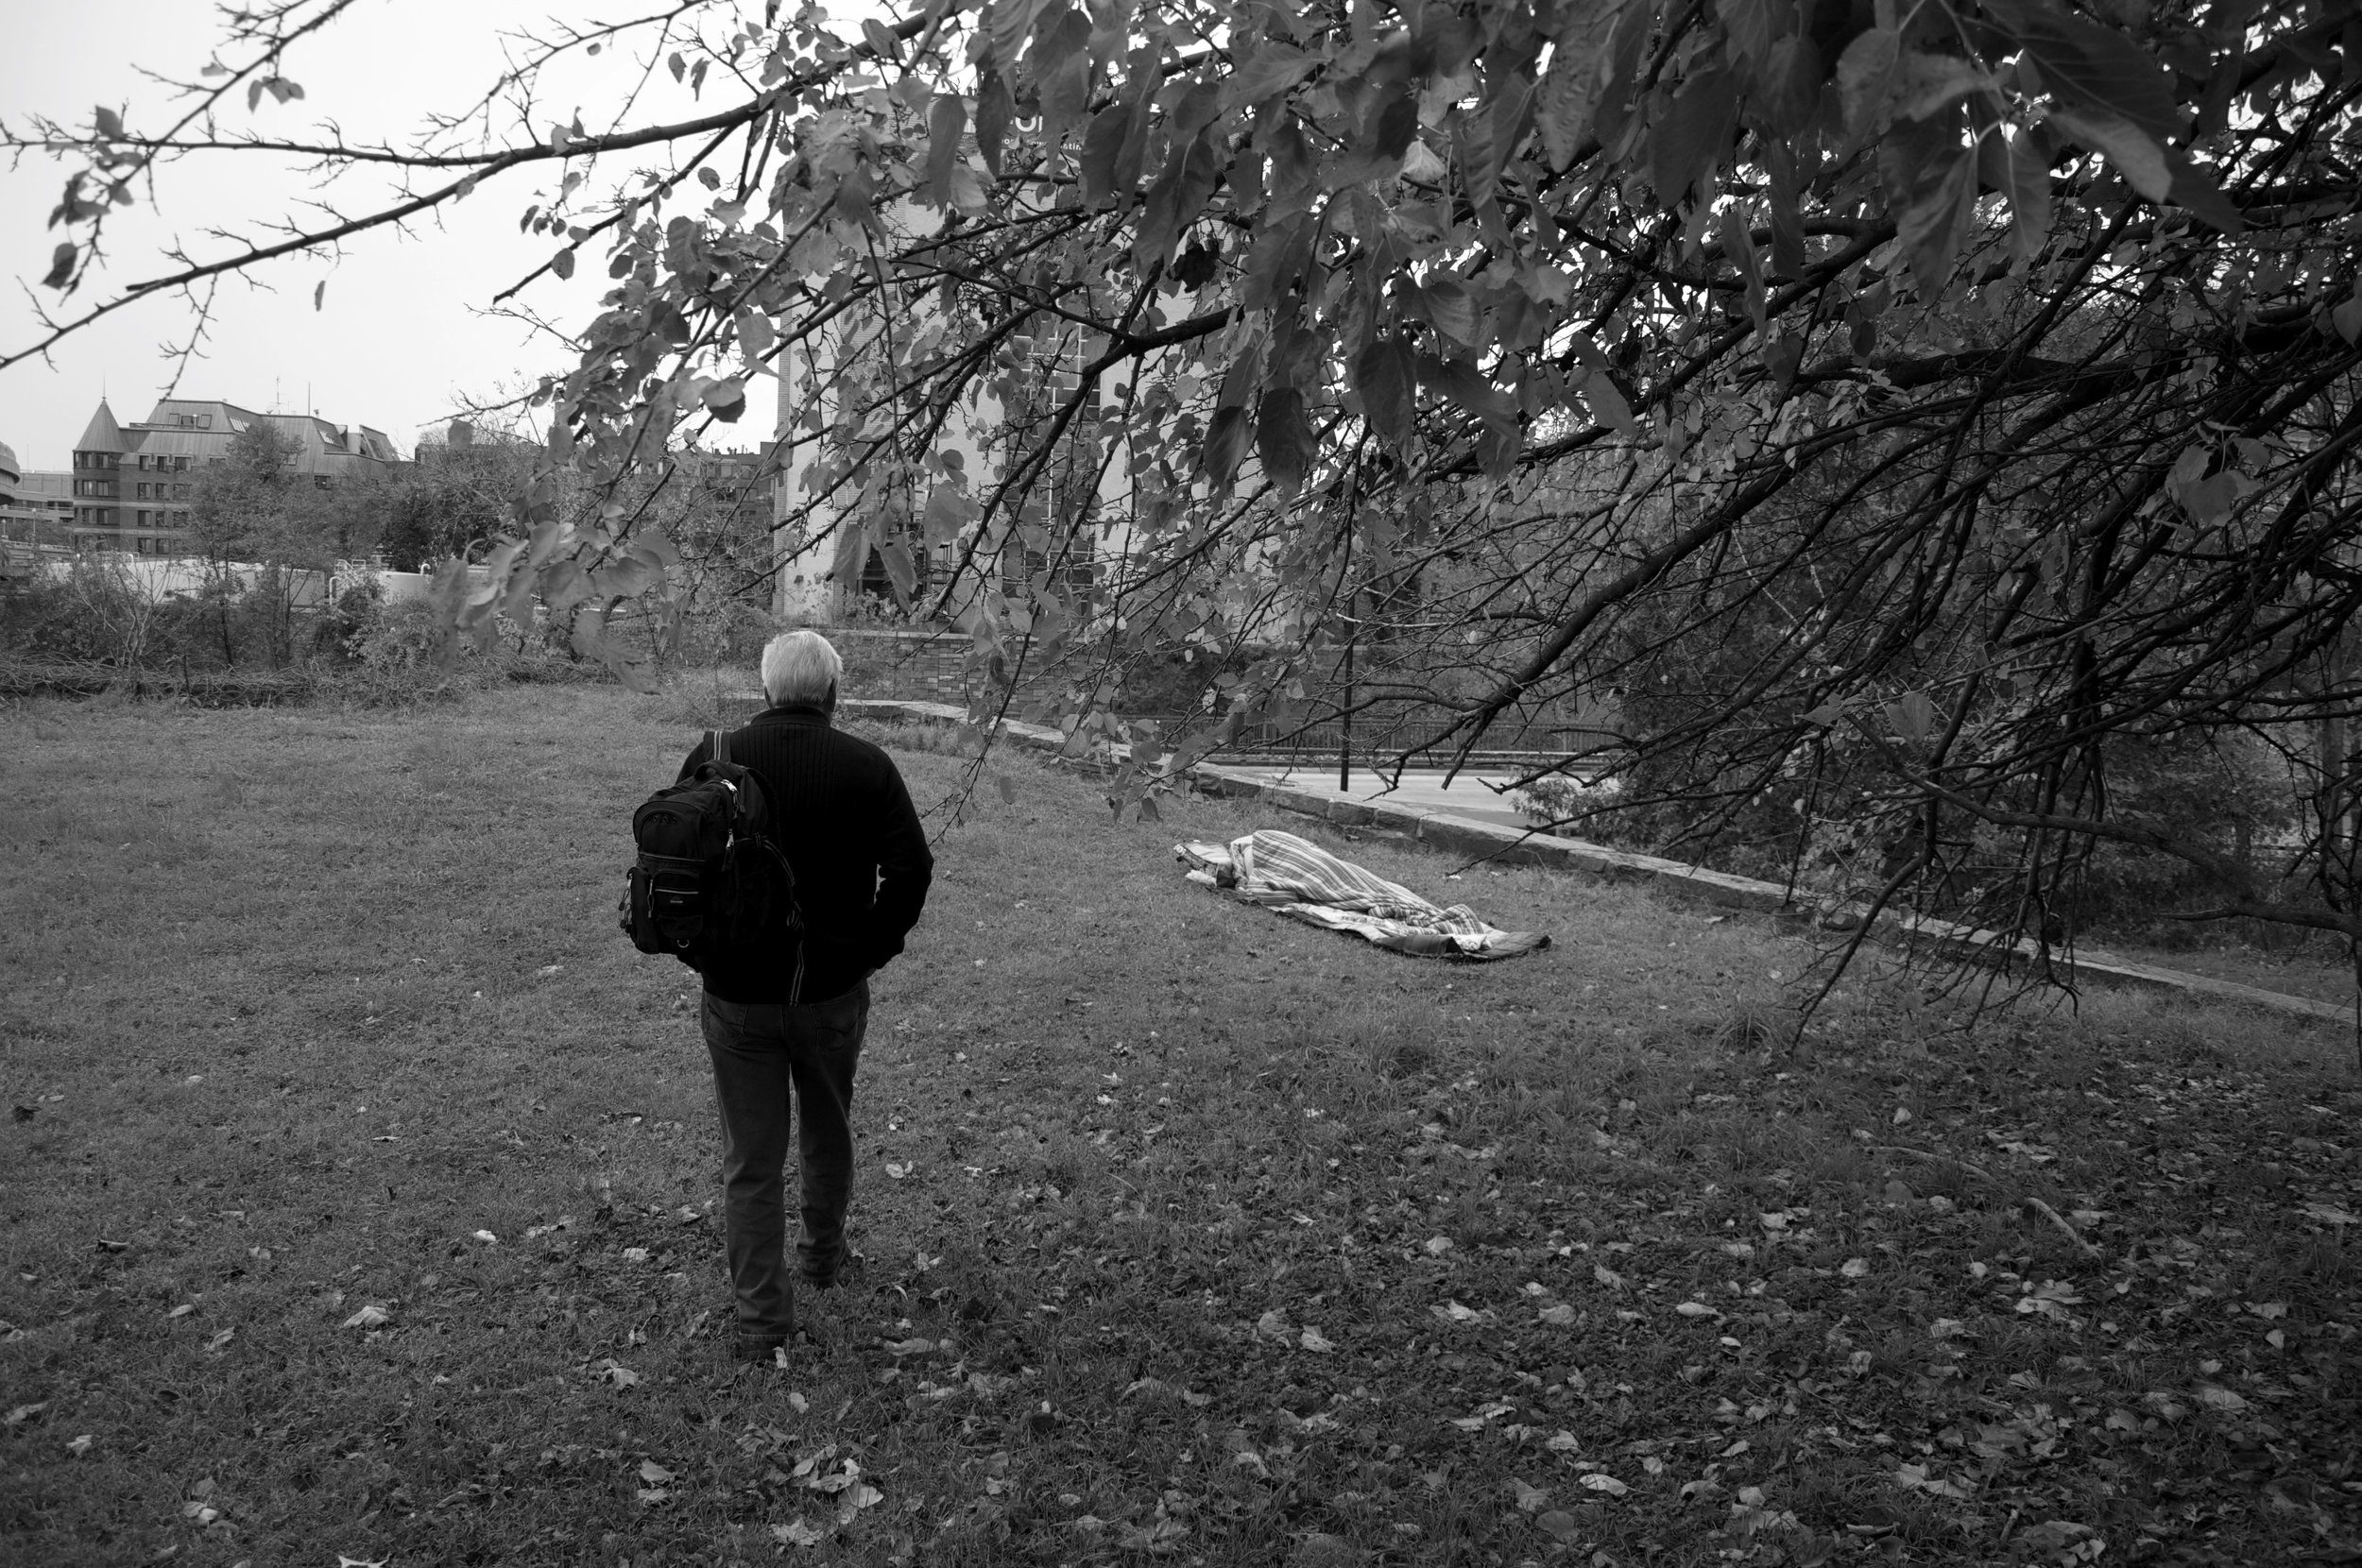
[{"x1": 761, "y1": 629, "x2": 844, "y2": 707}]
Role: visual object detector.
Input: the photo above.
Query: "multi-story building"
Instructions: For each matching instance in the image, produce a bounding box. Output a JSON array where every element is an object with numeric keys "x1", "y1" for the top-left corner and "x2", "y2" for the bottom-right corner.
[
  {"x1": 0, "y1": 469, "x2": 77, "y2": 542},
  {"x1": 68, "y1": 396, "x2": 398, "y2": 555}
]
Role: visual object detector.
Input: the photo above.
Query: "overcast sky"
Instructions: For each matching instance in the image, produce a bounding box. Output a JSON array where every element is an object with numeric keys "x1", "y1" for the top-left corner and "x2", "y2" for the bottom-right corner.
[{"x1": 0, "y1": 0, "x2": 799, "y2": 469}]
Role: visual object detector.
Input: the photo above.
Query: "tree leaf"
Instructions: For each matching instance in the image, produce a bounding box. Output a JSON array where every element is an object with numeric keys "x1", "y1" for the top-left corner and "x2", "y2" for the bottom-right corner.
[
  {"x1": 43, "y1": 241, "x2": 76, "y2": 289},
  {"x1": 1133, "y1": 131, "x2": 1222, "y2": 275},
  {"x1": 2045, "y1": 108, "x2": 2170, "y2": 202},
  {"x1": 1883, "y1": 690, "x2": 1935, "y2": 742},
  {"x1": 974, "y1": 69, "x2": 1014, "y2": 179},
  {"x1": 926, "y1": 94, "x2": 967, "y2": 208},
  {"x1": 1880, "y1": 111, "x2": 1977, "y2": 291},
  {"x1": 1536, "y1": 0, "x2": 1623, "y2": 170},
  {"x1": 1983, "y1": 0, "x2": 2183, "y2": 142},
  {"x1": 2164, "y1": 147, "x2": 2244, "y2": 235},
  {"x1": 1079, "y1": 103, "x2": 1132, "y2": 206},
  {"x1": 1220, "y1": 43, "x2": 1314, "y2": 115},
  {"x1": 1892, "y1": 52, "x2": 1996, "y2": 123},
  {"x1": 923, "y1": 486, "x2": 976, "y2": 545},
  {"x1": 1421, "y1": 278, "x2": 1481, "y2": 348},
  {"x1": 1649, "y1": 68, "x2": 1737, "y2": 207},
  {"x1": 2006, "y1": 128, "x2": 2053, "y2": 262},
  {"x1": 877, "y1": 540, "x2": 917, "y2": 607},
  {"x1": 1581, "y1": 368, "x2": 1642, "y2": 439},
  {"x1": 1351, "y1": 334, "x2": 1417, "y2": 444},
  {"x1": 1201, "y1": 404, "x2": 1254, "y2": 486},
  {"x1": 1836, "y1": 28, "x2": 1902, "y2": 144},
  {"x1": 1255, "y1": 387, "x2": 1315, "y2": 495}
]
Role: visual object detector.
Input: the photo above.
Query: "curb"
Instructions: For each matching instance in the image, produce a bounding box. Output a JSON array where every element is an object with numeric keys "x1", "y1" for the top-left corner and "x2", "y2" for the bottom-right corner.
[{"x1": 818, "y1": 695, "x2": 2350, "y2": 1026}]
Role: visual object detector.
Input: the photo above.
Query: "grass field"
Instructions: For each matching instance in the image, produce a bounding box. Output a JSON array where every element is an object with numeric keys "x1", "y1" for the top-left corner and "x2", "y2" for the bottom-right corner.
[{"x1": 2, "y1": 685, "x2": 2358, "y2": 1568}]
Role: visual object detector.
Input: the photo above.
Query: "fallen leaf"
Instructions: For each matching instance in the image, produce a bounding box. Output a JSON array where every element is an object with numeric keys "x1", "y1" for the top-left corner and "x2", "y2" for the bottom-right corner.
[
  {"x1": 1674, "y1": 1302, "x2": 1717, "y2": 1318},
  {"x1": 1511, "y1": 1477, "x2": 1549, "y2": 1512},
  {"x1": 206, "y1": 1327, "x2": 235, "y2": 1352},
  {"x1": 1534, "y1": 1508, "x2": 1582, "y2": 1542},
  {"x1": 596, "y1": 1360, "x2": 642, "y2": 1388},
  {"x1": 1298, "y1": 1326, "x2": 1336, "y2": 1353},
  {"x1": 1840, "y1": 1257, "x2": 1870, "y2": 1279},
  {"x1": 341, "y1": 1304, "x2": 391, "y2": 1330},
  {"x1": 773, "y1": 1519, "x2": 830, "y2": 1547},
  {"x1": 2194, "y1": 1384, "x2": 2250, "y2": 1412},
  {"x1": 5, "y1": 1403, "x2": 48, "y2": 1427},
  {"x1": 1579, "y1": 1474, "x2": 1630, "y2": 1496},
  {"x1": 885, "y1": 1163, "x2": 913, "y2": 1179},
  {"x1": 66, "y1": 1434, "x2": 92, "y2": 1456},
  {"x1": 640, "y1": 1459, "x2": 675, "y2": 1484},
  {"x1": 1538, "y1": 1304, "x2": 1577, "y2": 1325},
  {"x1": 1593, "y1": 1264, "x2": 1624, "y2": 1290},
  {"x1": 472, "y1": 1230, "x2": 498, "y2": 1245}
]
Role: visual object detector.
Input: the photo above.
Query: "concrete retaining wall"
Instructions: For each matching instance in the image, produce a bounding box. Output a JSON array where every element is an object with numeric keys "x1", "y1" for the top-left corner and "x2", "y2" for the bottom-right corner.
[{"x1": 830, "y1": 696, "x2": 2349, "y2": 1026}]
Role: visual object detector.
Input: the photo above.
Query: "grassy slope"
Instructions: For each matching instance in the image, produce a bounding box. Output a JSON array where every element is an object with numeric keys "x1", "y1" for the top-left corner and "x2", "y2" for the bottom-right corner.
[{"x1": 0, "y1": 687, "x2": 2357, "y2": 1568}]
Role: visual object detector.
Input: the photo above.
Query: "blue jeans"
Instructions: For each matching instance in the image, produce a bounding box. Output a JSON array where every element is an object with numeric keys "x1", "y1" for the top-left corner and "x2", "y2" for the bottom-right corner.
[{"x1": 699, "y1": 981, "x2": 868, "y2": 1340}]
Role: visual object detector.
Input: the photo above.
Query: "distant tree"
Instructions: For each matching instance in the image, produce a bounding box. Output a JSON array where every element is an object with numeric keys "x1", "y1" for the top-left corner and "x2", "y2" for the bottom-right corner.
[
  {"x1": 376, "y1": 437, "x2": 534, "y2": 572},
  {"x1": 189, "y1": 419, "x2": 330, "y2": 667}
]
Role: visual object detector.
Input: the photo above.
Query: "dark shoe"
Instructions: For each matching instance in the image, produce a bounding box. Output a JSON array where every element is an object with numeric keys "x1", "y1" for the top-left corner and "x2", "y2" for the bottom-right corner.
[
  {"x1": 733, "y1": 1333, "x2": 789, "y2": 1365},
  {"x1": 798, "y1": 1237, "x2": 853, "y2": 1290}
]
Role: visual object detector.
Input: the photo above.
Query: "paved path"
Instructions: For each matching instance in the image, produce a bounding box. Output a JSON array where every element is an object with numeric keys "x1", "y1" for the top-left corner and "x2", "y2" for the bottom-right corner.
[
  {"x1": 1216, "y1": 765, "x2": 1536, "y2": 831},
  {"x1": 833, "y1": 698, "x2": 2348, "y2": 1025}
]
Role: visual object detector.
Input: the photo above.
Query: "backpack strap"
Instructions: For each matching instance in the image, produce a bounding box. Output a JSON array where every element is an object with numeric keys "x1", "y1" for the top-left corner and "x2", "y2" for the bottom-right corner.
[{"x1": 710, "y1": 727, "x2": 727, "y2": 767}]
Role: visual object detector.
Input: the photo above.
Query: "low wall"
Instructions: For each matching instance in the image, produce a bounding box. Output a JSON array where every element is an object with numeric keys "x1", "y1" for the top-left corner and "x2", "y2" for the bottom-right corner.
[{"x1": 834, "y1": 696, "x2": 2348, "y2": 1027}]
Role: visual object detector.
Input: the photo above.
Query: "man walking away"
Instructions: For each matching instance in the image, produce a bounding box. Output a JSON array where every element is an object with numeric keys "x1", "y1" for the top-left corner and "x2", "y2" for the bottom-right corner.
[{"x1": 678, "y1": 629, "x2": 933, "y2": 1365}]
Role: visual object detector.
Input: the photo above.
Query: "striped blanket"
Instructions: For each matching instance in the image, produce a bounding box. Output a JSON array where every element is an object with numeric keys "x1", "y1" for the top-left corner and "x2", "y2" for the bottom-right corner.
[{"x1": 1175, "y1": 829, "x2": 1549, "y2": 961}]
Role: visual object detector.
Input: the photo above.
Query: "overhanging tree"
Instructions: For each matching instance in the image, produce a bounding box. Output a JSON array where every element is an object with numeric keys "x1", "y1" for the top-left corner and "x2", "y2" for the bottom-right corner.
[{"x1": 9, "y1": 0, "x2": 2361, "y2": 963}]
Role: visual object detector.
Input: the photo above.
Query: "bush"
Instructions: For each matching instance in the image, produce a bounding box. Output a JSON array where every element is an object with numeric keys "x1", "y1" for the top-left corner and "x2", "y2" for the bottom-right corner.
[{"x1": 0, "y1": 560, "x2": 165, "y2": 665}]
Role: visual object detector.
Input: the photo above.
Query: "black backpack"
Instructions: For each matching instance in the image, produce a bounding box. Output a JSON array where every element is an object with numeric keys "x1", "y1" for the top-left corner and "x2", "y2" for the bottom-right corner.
[{"x1": 619, "y1": 729, "x2": 805, "y2": 994}]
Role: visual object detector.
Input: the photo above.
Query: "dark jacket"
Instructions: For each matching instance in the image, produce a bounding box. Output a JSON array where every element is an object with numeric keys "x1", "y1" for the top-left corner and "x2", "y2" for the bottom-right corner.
[{"x1": 676, "y1": 704, "x2": 933, "y2": 1004}]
